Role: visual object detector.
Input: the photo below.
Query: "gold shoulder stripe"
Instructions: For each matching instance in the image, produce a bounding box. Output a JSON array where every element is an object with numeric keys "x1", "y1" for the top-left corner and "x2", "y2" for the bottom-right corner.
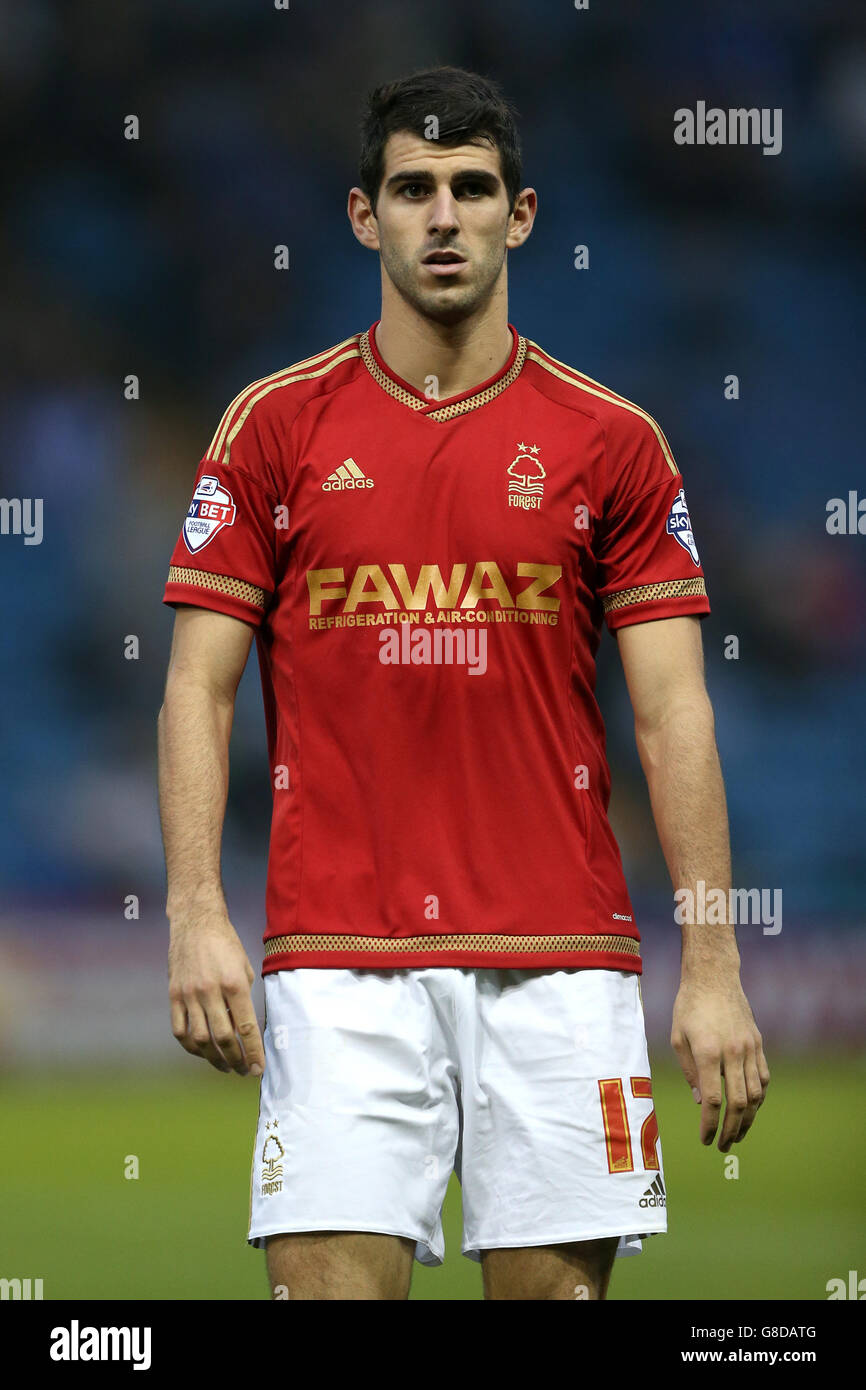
[
  {"x1": 167, "y1": 565, "x2": 267, "y2": 611},
  {"x1": 602, "y1": 578, "x2": 707, "y2": 613},
  {"x1": 525, "y1": 342, "x2": 679, "y2": 477},
  {"x1": 218, "y1": 347, "x2": 361, "y2": 466},
  {"x1": 207, "y1": 333, "x2": 360, "y2": 460},
  {"x1": 206, "y1": 336, "x2": 358, "y2": 461},
  {"x1": 525, "y1": 338, "x2": 668, "y2": 420},
  {"x1": 206, "y1": 334, "x2": 361, "y2": 462}
]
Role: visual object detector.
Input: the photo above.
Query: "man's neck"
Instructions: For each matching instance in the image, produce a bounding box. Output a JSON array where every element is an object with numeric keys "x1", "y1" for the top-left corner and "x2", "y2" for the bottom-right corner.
[{"x1": 374, "y1": 293, "x2": 513, "y2": 401}]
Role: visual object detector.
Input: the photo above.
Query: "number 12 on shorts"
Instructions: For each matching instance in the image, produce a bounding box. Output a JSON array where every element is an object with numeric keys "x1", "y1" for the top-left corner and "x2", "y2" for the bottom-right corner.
[{"x1": 597, "y1": 1077, "x2": 659, "y2": 1173}]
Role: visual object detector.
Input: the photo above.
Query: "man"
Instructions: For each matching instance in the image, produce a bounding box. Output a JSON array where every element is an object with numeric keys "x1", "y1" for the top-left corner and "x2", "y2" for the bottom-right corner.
[{"x1": 158, "y1": 65, "x2": 769, "y2": 1301}]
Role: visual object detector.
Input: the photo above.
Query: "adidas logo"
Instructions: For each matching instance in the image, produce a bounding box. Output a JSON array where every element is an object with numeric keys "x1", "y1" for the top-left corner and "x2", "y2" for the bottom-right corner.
[
  {"x1": 322, "y1": 458, "x2": 374, "y2": 491},
  {"x1": 639, "y1": 1174, "x2": 666, "y2": 1208}
]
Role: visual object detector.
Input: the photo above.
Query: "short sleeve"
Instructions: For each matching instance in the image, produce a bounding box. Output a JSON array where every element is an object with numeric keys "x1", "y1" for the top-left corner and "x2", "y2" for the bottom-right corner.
[
  {"x1": 162, "y1": 399, "x2": 280, "y2": 628},
  {"x1": 595, "y1": 414, "x2": 710, "y2": 631}
]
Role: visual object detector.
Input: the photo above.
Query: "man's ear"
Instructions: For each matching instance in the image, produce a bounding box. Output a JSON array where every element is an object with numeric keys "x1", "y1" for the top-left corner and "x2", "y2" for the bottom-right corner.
[
  {"x1": 347, "y1": 187, "x2": 381, "y2": 252},
  {"x1": 506, "y1": 187, "x2": 537, "y2": 250}
]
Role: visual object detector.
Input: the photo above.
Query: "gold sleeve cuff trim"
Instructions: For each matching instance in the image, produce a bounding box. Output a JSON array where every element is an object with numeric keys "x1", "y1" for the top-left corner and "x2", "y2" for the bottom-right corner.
[
  {"x1": 602, "y1": 578, "x2": 707, "y2": 614},
  {"x1": 167, "y1": 565, "x2": 267, "y2": 611},
  {"x1": 264, "y1": 932, "x2": 640, "y2": 957}
]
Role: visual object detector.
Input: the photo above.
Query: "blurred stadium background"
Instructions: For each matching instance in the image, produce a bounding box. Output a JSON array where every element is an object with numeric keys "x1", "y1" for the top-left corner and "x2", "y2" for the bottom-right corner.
[{"x1": 0, "y1": 0, "x2": 863, "y2": 1299}]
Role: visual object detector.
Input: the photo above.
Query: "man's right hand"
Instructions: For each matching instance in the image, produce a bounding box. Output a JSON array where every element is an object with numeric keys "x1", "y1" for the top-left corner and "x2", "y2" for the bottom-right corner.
[{"x1": 168, "y1": 913, "x2": 266, "y2": 1076}]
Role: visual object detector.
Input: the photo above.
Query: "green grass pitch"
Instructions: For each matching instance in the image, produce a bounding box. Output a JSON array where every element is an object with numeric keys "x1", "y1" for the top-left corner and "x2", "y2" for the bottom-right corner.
[{"x1": 0, "y1": 1057, "x2": 862, "y2": 1300}]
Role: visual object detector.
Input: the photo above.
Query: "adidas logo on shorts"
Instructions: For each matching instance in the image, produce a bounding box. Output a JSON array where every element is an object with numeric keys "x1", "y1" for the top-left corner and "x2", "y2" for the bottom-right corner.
[{"x1": 639, "y1": 1173, "x2": 666, "y2": 1208}]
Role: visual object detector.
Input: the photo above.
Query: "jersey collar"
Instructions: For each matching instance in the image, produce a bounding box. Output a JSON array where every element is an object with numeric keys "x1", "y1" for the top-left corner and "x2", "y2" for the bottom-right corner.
[{"x1": 359, "y1": 319, "x2": 527, "y2": 421}]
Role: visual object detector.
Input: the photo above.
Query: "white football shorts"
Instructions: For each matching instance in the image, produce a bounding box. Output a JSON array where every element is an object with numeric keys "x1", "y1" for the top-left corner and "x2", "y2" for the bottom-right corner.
[{"x1": 247, "y1": 966, "x2": 667, "y2": 1265}]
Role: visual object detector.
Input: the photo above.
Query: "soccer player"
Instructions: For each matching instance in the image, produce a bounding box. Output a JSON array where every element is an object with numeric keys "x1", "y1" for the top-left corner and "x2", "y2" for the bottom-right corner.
[{"x1": 158, "y1": 66, "x2": 769, "y2": 1301}]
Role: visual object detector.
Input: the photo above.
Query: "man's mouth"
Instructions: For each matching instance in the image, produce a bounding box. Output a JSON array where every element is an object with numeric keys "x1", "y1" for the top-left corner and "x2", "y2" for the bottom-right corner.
[{"x1": 421, "y1": 250, "x2": 468, "y2": 277}]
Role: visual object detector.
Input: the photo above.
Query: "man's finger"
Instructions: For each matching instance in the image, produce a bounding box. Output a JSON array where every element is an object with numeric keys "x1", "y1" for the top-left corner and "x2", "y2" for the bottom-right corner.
[
  {"x1": 186, "y1": 997, "x2": 232, "y2": 1072},
  {"x1": 170, "y1": 997, "x2": 199, "y2": 1057},
  {"x1": 756, "y1": 1040, "x2": 771, "y2": 1093},
  {"x1": 225, "y1": 982, "x2": 265, "y2": 1076},
  {"x1": 695, "y1": 1055, "x2": 723, "y2": 1146},
  {"x1": 733, "y1": 1051, "x2": 765, "y2": 1143},
  {"x1": 206, "y1": 1000, "x2": 248, "y2": 1073},
  {"x1": 671, "y1": 1031, "x2": 703, "y2": 1105},
  {"x1": 717, "y1": 1052, "x2": 748, "y2": 1151}
]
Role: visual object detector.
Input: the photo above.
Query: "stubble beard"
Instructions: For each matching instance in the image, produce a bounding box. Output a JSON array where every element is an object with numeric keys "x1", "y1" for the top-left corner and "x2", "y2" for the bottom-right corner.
[{"x1": 379, "y1": 233, "x2": 507, "y2": 327}]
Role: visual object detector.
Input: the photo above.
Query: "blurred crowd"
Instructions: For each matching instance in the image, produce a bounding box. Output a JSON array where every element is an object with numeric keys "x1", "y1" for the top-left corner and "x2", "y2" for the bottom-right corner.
[{"x1": 0, "y1": 0, "x2": 864, "y2": 933}]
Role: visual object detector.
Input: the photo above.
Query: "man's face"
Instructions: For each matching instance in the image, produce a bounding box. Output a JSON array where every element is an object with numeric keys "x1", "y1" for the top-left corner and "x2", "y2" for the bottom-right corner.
[{"x1": 369, "y1": 131, "x2": 517, "y2": 324}]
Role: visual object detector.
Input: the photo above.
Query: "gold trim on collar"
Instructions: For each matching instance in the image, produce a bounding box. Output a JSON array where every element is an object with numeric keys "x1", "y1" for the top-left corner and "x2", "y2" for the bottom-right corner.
[{"x1": 359, "y1": 328, "x2": 527, "y2": 421}]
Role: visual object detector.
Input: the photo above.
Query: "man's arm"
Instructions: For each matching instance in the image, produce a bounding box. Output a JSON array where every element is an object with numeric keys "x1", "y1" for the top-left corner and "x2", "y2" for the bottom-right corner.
[
  {"x1": 616, "y1": 615, "x2": 769, "y2": 1151},
  {"x1": 157, "y1": 605, "x2": 266, "y2": 1077}
]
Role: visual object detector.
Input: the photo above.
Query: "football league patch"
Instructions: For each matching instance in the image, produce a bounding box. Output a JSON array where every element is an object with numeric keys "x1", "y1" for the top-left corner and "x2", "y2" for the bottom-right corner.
[
  {"x1": 665, "y1": 487, "x2": 700, "y2": 567},
  {"x1": 183, "y1": 475, "x2": 236, "y2": 554}
]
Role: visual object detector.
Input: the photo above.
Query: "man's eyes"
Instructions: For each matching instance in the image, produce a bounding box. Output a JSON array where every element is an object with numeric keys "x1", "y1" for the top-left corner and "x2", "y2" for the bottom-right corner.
[{"x1": 400, "y1": 182, "x2": 487, "y2": 198}]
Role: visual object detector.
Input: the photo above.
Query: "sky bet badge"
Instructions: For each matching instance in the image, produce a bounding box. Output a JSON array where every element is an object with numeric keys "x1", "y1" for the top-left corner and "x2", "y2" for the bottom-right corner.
[
  {"x1": 183, "y1": 475, "x2": 236, "y2": 554},
  {"x1": 666, "y1": 487, "x2": 700, "y2": 566}
]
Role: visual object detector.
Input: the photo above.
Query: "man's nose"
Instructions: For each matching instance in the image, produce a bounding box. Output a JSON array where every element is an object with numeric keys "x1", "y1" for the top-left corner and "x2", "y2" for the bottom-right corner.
[{"x1": 426, "y1": 189, "x2": 460, "y2": 236}]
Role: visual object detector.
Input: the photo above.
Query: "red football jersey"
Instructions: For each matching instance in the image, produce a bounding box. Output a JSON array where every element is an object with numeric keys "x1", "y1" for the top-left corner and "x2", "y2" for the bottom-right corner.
[{"x1": 163, "y1": 322, "x2": 710, "y2": 975}]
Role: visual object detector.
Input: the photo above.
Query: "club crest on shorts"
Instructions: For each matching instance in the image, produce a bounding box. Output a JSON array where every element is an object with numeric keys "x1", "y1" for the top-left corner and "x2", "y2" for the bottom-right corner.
[
  {"x1": 507, "y1": 442, "x2": 545, "y2": 510},
  {"x1": 183, "y1": 474, "x2": 236, "y2": 554},
  {"x1": 261, "y1": 1119, "x2": 284, "y2": 1197},
  {"x1": 665, "y1": 487, "x2": 700, "y2": 566}
]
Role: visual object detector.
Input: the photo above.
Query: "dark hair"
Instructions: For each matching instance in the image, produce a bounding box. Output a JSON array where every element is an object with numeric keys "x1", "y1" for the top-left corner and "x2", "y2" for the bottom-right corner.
[{"x1": 359, "y1": 65, "x2": 522, "y2": 213}]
